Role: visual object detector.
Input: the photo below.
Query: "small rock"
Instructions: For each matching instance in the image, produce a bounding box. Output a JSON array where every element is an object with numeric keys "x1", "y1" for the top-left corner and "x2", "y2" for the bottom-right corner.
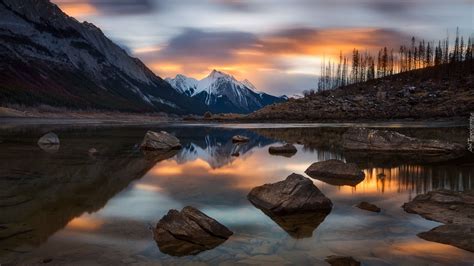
[
  {"x1": 38, "y1": 132, "x2": 60, "y2": 145},
  {"x1": 232, "y1": 135, "x2": 250, "y2": 143},
  {"x1": 448, "y1": 205, "x2": 457, "y2": 210},
  {"x1": 268, "y1": 144, "x2": 297, "y2": 157},
  {"x1": 356, "y1": 201, "x2": 381, "y2": 213},
  {"x1": 42, "y1": 258, "x2": 53, "y2": 264},
  {"x1": 140, "y1": 131, "x2": 181, "y2": 151},
  {"x1": 231, "y1": 152, "x2": 240, "y2": 157},
  {"x1": 325, "y1": 255, "x2": 360, "y2": 266},
  {"x1": 305, "y1": 159, "x2": 365, "y2": 187}
]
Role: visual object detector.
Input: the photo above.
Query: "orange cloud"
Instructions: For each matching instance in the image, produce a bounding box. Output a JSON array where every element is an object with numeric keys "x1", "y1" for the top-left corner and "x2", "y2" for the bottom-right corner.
[{"x1": 56, "y1": 3, "x2": 98, "y2": 17}]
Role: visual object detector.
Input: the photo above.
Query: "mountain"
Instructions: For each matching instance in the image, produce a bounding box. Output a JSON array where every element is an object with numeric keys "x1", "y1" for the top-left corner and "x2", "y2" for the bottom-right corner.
[
  {"x1": 0, "y1": 0, "x2": 207, "y2": 114},
  {"x1": 245, "y1": 60, "x2": 474, "y2": 121},
  {"x1": 165, "y1": 70, "x2": 286, "y2": 114}
]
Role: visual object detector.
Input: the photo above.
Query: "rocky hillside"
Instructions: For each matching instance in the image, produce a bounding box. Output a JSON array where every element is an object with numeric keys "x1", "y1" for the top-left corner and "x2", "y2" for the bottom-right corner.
[
  {"x1": 247, "y1": 61, "x2": 474, "y2": 121},
  {"x1": 0, "y1": 0, "x2": 207, "y2": 114}
]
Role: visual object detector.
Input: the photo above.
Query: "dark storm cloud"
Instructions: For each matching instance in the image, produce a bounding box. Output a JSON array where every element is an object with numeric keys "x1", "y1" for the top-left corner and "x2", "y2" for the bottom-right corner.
[
  {"x1": 158, "y1": 29, "x2": 260, "y2": 61},
  {"x1": 364, "y1": 0, "x2": 415, "y2": 16}
]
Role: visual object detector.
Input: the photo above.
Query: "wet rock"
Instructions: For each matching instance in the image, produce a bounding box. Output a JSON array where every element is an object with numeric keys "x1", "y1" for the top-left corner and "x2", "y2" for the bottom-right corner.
[
  {"x1": 343, "y1": 128, "x2": 465, "y2": 153},
  {"x1": 231, "y1": 152, "x2": 240, "y2": 157},
  {"x1": 403, "y1": 190, "x2": 474, "y2": 252},
  {"x1": 140, "y1": 131, "x2": 181, "y2": 151},
  {"x1": 38, "y1": 132, "x2": 60, "y2": 145},
  {"x1": 154, "y1": 206, "x2": 232, "y2": 256},
  {"x1": 305, "y1": 160, "x2": 365, "y2": 187},
  {"x1": 417, "y1": 224, "x2": 474, "y2": 252},
  {"x1": 325, "y1": 255, "x2": 361, "y2": 266},
  {"x1": 37, "y1": 132, "x2": 60, "y2": 153},
  {"x1": 248, "y1": 173, "x2": 332, "y2": 215},
  {"x1": 402, "y1": 190, "x2": 474, "y2": 224},
  {"x1": 232, "y1": 135, "x2": 250, "y2": 143},
  {"x1": 268, "y1": 144, "x2": 297, "y2": 157},
  {"x1": 356, "y1": 202, "x2": 381, "y2": 213}
]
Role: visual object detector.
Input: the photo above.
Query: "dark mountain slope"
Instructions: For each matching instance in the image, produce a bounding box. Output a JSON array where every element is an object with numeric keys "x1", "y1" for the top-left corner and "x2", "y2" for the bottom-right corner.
[
  {"x1": 0, "y1": 0, "x2": 207, "y2": 114},
  {"x1": 247, "y1": 61, "x2": 474, "y2": 121}
]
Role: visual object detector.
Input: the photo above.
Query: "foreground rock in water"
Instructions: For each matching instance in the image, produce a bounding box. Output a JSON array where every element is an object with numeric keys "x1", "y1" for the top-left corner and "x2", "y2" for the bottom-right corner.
[
  {"x1": 402, "y1": 190, "x2": 474, "y2": 224},
  {"x1": 305, "y1": 160, "x2": 365, "y2": 187},
  {"x1": 154, "y1": 206, "x2": 233, "y2": 256},
  {"x1": 248, "y1": 174, "x2": 332, "y2": 238},
  {"x1": 232, "y1": 135, "x2": 250, "y2": 143},
  {"x1": 248, "y1": 173, "x2": 332, "y2": 215},
  {"x1": 356, "y1": 202, "x2": 381, "y2": 213},
  {"x1": 418, "y1": 224, "x2": 474, "y2": 252},
  {"x1": 325, "y1": 255, "x2": 361, "y2": 266},
  {"x1": 140, "y1": 131, "x2": 181, "y2": 150},
  {"x1": 268, "y1": 144, "x2": 297, "y2": 157},
  {"x1": 343, "y1": 128, "x2": 465, "y2": 153},
  {"x1": 403, "y1": 190, "x2": 474, "y2": 252}
]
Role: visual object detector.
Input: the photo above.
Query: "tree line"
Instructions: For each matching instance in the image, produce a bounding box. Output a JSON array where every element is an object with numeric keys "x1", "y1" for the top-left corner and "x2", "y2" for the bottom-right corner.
[{"x1": 314, "y1": 28, "x2": 473, "y2": 92}]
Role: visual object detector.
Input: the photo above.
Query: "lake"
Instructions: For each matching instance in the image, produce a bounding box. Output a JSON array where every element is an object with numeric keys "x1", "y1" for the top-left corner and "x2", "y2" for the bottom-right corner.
[{"x1": 0, "y1": 122, "x2": 473, "y2": 265}]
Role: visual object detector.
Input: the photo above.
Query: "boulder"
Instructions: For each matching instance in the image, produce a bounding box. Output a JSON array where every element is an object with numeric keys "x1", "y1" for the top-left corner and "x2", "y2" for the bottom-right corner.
[
  {"x1": 232, "y1": 135, "x2": 249, "y2": 143},
  {"x1": 402, "y1": 190, "x2": 474, "y2": 225},
  {"x1": 268, "y1": 144, "x2": 297, "y2": 157},
  {"x1": 343, "y1": 128, "x2": 465, "y2": 153},
  {"x1": 417, "y1": 224, "x2": 474, "y2": 252},
  {"x1": 247, "y1": 173, "x2": 332, "y2": 215},
  {"x1": 325, "y1": 256, "x2": 361, "y2": 266},
  {"x1": 356, "y1": 202, "x2": 381, "y2": 213},
  {"x1": 154, "y1": 206, "x2": 232, "y2": 256},
  {"x1": 305, "y1": 160, "x2": 365, "y2": 186},
  {"x1": 140, "y1": 131, "x2": 181, "y2": 151}
]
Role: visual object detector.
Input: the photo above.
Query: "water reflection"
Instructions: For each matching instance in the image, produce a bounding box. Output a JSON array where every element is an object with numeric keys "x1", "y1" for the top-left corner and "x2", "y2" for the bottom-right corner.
[{"x1": 0, "y1": 125, "x2": 473, "y2": 264}]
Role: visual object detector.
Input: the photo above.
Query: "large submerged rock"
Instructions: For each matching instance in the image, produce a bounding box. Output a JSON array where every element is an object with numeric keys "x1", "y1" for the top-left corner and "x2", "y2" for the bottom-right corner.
[
  {"x1": 248, "y1": 173, "x2": 332, "y2": 215},
  {"x1": 402, "y1": 190, "x2": 474, "y2": 224},
  {"x1": 140, "y1": 131, "x2": 181, "y2": 151},
  {"x1": 418, "y1": 224, "x2": 474, "y2": 252},
  {"x1": 305, "y1": 159, "x2": 365, "y2": 187},
  {"x1": 343, "y1": 128, "x2": 465, "y2": 153},
  {"x1": 268, "y1": 144, "x2": 297, "y2": 157},
  {"x1": 403, "y1": 190, "x2": 474, "y2": 252},
  {"x1": 154, "y1": 206, "x2": 233, "y2": 256}
]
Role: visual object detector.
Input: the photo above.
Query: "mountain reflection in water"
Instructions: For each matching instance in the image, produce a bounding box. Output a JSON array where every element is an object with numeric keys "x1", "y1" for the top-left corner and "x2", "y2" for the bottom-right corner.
[{"x1": 0, "y1": 124, "x2": 472, "y2": 265}]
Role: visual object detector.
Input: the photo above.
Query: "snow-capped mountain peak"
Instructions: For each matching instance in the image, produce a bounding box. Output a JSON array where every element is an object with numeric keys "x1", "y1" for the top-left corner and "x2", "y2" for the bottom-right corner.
[{"x1": 166, "y1": 70, "x2": 286, "y2": 113}]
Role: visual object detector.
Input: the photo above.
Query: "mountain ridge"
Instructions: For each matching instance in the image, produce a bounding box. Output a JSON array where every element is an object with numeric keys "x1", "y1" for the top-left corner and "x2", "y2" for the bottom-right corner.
[
  {"x1": 0, "y1": 0, "x2": 207, "y2": 114},
  {"x1": 165, "y1": 70, "x2": 286, "y2": 114}
]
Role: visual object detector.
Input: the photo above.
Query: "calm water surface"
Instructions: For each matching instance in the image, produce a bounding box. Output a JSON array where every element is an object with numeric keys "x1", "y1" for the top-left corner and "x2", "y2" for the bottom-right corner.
[{"x1": 0, "y1": 123, "x2": 473, "y2": 265}]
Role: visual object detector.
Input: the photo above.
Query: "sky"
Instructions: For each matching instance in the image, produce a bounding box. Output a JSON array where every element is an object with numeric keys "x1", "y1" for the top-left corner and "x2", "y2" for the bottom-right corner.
[{"x1": 51, "y1": 0, "x2": 473, "y2": 96}]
